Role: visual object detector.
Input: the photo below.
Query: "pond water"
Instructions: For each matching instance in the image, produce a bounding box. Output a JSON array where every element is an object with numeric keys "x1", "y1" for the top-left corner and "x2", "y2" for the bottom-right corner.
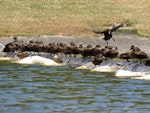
[{"x1": 0, "y1": 60, "x2": 150, "y2": 113}]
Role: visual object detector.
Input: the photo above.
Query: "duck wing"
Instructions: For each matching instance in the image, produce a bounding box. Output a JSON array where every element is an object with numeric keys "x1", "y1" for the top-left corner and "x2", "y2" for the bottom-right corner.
[
  {"x1": 111, "y1": 22, "x2": 125, "y2": 32},
  {"x1": 93, "y1": 30, "x2": 104, "y2": 34}
]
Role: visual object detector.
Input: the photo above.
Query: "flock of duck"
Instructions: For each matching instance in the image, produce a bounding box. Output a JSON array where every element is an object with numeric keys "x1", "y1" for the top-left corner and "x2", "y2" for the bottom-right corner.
[
  {"x1": 2, "y1": 36, "x2": 150, "y2": 66},
  {"x1": 1, "y1": 22, "x2": 150, "y2": 80}
]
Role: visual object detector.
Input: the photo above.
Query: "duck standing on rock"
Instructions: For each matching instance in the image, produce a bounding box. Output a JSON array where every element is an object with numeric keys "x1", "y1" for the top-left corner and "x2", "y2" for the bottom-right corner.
[
  {"x1": 130, "y1": 45, "x2": 141, "y2": 52},
  {"x1": 17, "y1": 50, "x2": 28, "y2": 60},
  {"x1": 92, "y1": 54, "x2": 103, "y2": 65},
  {"x1": 106, "y1": 46, "x2": 119, "y2": 60},
  {"x1": 119, "y1": 51, "x2": 134, "y2": 62},
  {"x1": 130, "y1": 45, "x2": 148, "y2": 63},
  {"x1": 53, "y1": 55, "x2": 63, "y2": 63},
  {"x1": 119, "y1": 45, "x2": 148, "y2": 63},
  {"x1": 93, "y1": 22, "x2": 126, "y2": 45},
  {"x1": 145, "y1": 59, "x2": 150, "y2": 66}
]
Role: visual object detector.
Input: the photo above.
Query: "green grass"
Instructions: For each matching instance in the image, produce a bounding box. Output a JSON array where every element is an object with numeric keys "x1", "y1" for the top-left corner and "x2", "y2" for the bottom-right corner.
[{"x1": 0, "y1": 0, "x2": 150, "y2": 37}]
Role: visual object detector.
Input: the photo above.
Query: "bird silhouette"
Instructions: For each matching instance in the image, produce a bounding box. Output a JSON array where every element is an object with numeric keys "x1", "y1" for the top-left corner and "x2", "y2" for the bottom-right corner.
[{"x1": 93, "y1": 22, "x2": 126, "y2": 45}]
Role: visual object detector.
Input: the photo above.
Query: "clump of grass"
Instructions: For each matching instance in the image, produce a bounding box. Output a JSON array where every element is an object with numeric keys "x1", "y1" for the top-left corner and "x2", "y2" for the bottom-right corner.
[
  {"x1": 0, "y1": 0, "x2": 150, "y2": 37},
  {"x1": 137, "y1": 29, "x2": 150, "y2": 37}
]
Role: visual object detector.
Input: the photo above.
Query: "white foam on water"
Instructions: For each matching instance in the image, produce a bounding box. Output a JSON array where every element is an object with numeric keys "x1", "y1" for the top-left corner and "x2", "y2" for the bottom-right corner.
[
  {"x1": 0, "y1": 57, "x2": 11, "y2": 61},
  {"x1": 115, "y1": 70, "x2": 145, "y2": 77},
  {"x1": 16, "y1": 56, "x2": 64, "y2": 66},
  {"x1": 131, "y1": 71, "x2": 150, "y2": 80},
  {"x1": 76, "y1": 65, "x2": 89, "y2": 70},
  {"x1": 133, "y1": 75, "x2": 150, "y2": 80},
  {"x1": 91, "y1": 65, "x2": 120, "y2": 72},
  {"x1": 2, "y1": 51, "x2": 150, "y2": 81}
]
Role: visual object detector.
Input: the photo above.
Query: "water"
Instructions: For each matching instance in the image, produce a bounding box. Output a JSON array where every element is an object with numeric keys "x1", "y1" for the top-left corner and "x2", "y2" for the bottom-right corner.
[{"x1": 0, "y1": 60, "x2": 150, "y2": 113}]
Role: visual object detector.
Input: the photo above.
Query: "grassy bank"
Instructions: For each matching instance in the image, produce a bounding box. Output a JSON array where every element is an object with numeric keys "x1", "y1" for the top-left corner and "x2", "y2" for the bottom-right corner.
[{"x1": 0, "y1": 0, "x2": 150, "y2": 37}]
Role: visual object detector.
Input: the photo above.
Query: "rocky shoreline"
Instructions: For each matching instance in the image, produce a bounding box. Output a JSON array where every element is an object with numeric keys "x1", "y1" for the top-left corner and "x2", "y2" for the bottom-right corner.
[{"x1": 1, "y1": 35, "x2": 150, "y2": 79}]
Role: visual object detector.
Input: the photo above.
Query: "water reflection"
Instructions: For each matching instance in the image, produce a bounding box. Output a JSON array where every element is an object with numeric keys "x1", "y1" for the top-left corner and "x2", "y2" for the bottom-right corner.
[{"x1": 0, "y1": 60, "x2": 150, "y2": 113}]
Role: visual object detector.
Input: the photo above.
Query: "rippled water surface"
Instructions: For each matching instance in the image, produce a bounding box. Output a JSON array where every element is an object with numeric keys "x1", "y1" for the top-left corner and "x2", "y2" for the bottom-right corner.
[{"x1": 0, "y1": 60, "x2": 150, "y2": 113}]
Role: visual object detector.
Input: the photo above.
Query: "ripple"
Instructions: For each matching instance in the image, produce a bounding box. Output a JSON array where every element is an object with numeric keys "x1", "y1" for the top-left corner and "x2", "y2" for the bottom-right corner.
[{"x1": 1, "y1": 60, "x2": 150, "y2": 112}]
